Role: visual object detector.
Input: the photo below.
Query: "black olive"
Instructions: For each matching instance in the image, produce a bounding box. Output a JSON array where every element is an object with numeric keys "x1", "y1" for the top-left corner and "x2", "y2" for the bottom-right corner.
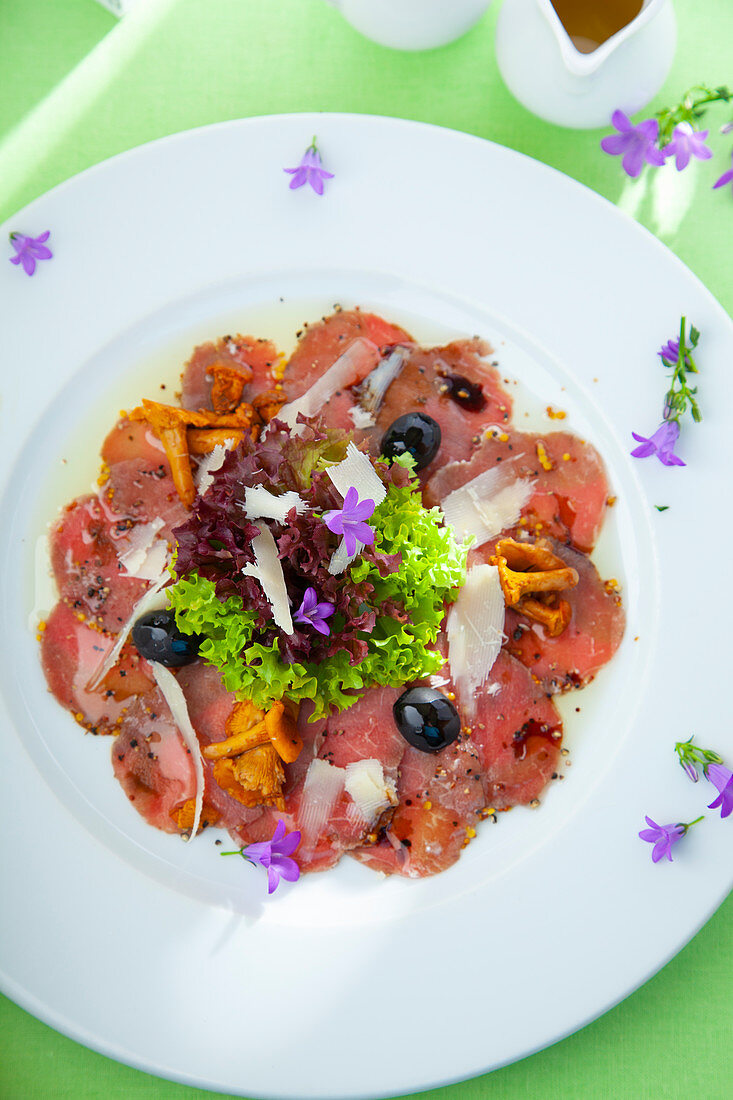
[
  {"x1": 393, "y1": 687, "x2": 460, "y2": 754},
  {"x1": 131, "y1": 610, "x2": 202, "y2": 667},
  {"x1": 381, "y1": 413, "x2": 441, "y2": 471}
]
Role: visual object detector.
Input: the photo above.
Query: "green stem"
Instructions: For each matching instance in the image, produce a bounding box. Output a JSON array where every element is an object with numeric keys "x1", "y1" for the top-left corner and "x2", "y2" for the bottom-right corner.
[{"x1": 689, "y1": 88, "x2": 731, "y2": 109}]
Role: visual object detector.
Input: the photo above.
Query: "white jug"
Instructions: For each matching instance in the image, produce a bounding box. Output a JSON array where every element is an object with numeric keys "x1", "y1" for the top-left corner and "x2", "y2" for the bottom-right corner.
[
  {"x1": 323, "y1": 0, "x2": 492, "y2": 51},
  {"x1": 495, "y1": 0, "x2": 677, "y2": 128}
]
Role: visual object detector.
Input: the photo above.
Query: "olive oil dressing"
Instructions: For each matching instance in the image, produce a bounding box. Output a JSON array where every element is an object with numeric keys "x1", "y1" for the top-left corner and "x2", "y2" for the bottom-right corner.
[{"x1": 550, "y1": 0, "x2": 644, "y2": 54}]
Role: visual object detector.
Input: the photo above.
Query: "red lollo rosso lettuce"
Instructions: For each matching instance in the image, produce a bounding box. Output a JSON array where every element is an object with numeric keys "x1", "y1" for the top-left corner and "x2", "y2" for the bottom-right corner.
[{"x1": 168, "y1": 417, "x2": 467, "y2": 717}]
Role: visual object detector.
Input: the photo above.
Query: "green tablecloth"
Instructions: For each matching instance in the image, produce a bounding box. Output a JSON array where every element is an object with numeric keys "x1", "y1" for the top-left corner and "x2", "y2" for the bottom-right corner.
[{"x1": 1, "y1": 1, "x2": 731, "y2": 1097}]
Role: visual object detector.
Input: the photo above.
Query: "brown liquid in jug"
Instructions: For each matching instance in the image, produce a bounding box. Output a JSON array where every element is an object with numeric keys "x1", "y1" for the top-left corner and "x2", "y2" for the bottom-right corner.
[{"x1": 550, "y1": 0, "x2": 644, "y2": 54}]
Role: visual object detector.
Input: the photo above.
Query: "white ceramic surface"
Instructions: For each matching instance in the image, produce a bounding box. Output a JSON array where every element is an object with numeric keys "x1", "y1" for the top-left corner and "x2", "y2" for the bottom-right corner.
[
  {"x1": 323, "y1": 0, "x2": 491, "y2": 50},
  {"x1": 0, "y1": 114, "x2": 731, "y2": 1099},
  {"x1": 496, "y1": 0, "x2": 677, "y2": 128}
]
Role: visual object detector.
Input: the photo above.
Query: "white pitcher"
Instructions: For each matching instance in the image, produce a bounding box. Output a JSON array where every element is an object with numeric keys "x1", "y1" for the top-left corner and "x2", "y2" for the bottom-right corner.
[
  {"x1": 323, "y1": 0, "x2": 493, "y2": 51},
  {"x1": 495, "y1": 0, "x2": 677, "y2": 128}
]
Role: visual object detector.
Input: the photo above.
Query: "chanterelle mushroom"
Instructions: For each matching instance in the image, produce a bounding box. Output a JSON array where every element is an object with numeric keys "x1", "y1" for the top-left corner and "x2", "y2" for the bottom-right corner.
[
  {"x1": 213, "y1": 745, "x2": 286, "y2": 810},
  {"x1": 206, "y1": 699, "x2": 303, "y2": 809},
  {"x1": 129, "y1": 398, "x2": 255, "y2": 508},
  {"x1": 490, "y1": 537, "x2": 579, "y2": 637}
]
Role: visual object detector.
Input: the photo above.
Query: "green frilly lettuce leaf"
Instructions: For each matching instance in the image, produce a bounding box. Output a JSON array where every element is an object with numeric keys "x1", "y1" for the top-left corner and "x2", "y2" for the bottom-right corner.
[{"x1": 168, "y1": 472, "x2": 467, "y2": 720}]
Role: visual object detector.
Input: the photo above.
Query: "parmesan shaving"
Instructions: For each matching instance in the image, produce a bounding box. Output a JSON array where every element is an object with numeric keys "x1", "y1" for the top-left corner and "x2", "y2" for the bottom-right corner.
[
  {"x1": 441, "y1": 466, "x2": 534, "y2": 548},
  {"x1": 348, "y1": 405, "x2": 376, "y2": 430},
  {"x1": 326, "y1": 443, "x2": 387, "y2": 575},
  {"x1": 129, "y1": 539, "x2": 169, "y2": 582},
  {"x1": 151, "y1": 663, "x2": 205, "y2": 841},
  {"x1": 274, "y1": 338, "x2": 378, "y2": 435},
  {"x1": 194, "y1": 443, "x2": 228, "y2": 496},
  {"x1": 326, "y1": 442, "x2": 387, "y2": 507},
  {"x1": 327, "y1": 538, "x2": 358, "y2": 576},
  {"x1": 299, "y1": 759, "x2": 345, "y2": 846},
  {"x1": 119, "y1": 518, "x2": 167, "y2": 579},
  {"x1": 447, "y1": 563, "x2": 505, "y2": 717},
  {"x1": 241, "y1": 522, "x2": 293, "y2": 634},
  {"x1": 353, "y1": 347, "x2": 406, "y2": 414},
  {"x1": 244, "y1": 485, "x2": 308, "y2": 523},
  {"x1": 87, "y1": 574, "x2": 170, "y2": 690},
  {"x1": 344, "y1": 759, "x2": 396, "y2": 825}
]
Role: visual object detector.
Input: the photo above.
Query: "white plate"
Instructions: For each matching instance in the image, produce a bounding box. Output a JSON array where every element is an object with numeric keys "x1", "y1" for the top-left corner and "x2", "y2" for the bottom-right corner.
[{"x1": 0, "y1": 114, "x2": 731, "y2": 1099}]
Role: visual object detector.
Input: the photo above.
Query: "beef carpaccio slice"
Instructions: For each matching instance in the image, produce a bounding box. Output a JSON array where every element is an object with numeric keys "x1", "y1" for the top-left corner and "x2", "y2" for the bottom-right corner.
[
  {"x1": 280, "y1": 311, "x2": 514, "y2": 472},
  {"x1": 500, "y1": 541, "x2": 625, "y2": 694},
  {"x1": 177, "y1": 661, "x2": 266, "y2": 833},
  {"x1": 370, "y1": 338, "x2": 513, "y2": 470},
  {"x1": 425, "y1": 427, "x2": 610, "y2": 553},
  {"x1": 49, "y1": 494, "x2": 151, "y2": 634},
  {"x1": 351, "y1": 651, "x2": 563, "y2": 877},
  {"x1": 180, "y1": 334, "x2": 281, "y2": 410},
  {"x1": 38, "y1": 308, "x2": 625, "y2": 882},
  {"x1": 101, "y1": 419, "x2": 189, "y2": 541},
  {"x1": 281, "y1": 309, "x2": 413, "y2": 400},
  {"x1": 40, "y1": 601, "x2": 155, "y2": 733},
  {"x1": 111, "y1": 689, "x2": 198, "y2": 834},
  {"x1": 229, "y1": 688, "x2": 408, "y2": 872},
  {"x1": 467, "y1": 652, "x2": 563, "y2": 809},
  {"x1": 49, "y1": 416, "x2": 186, "y2": 638},
  {"x1": 350, "y1": 735, "x2": 485, "y2": 878}
]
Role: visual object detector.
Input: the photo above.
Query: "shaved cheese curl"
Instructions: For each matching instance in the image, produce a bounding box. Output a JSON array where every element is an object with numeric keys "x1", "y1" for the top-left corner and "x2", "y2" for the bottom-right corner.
[
  {"x1": 151, "y1": 663, "x2": 205, "y2": 841},
  {"x1": 344, "y1": 759, "x2": 396, "y2": 825},
  {"x1": 447, "y1": 563, "x2": 505, "y2": 717},
  {"x1": 441, "y1": 465, "x2": 534, "y2": 548},
  {"x1": 87, "y1": 574, "x2": 170, "y2": 690},
  {"x1": 275, "y1": 338, "x2": 379, "y2": 435},
  {"x1": 241, "y1": 522, "x2": 293, "y2": 634},
  {"x1": 118, "y1": 518, "x2": 165, "y2": 578},
  {"x1": 326, "y1": 443, "x2": 386, "y2": 574},
  {"x1": 353, "y1": 347, "x2": 407, "y2": 415},
  {"x1": 327, "y1": 537, "x2": 359, "y2": 576},
  {"x1": 194, "y1": 443, "x2": 229, "y2": 496},
  {"x1": 244, "y1": 485, "x2": 308, "y2": 523},
  {"x1": 327, "y1": 442, "x2": 387, "y2": 507},
  {"x1": 299, "y1": 759, "x2": 345, "y2": 847},
  {"x1": 348, "y1": 406, "x2": 376, "y2": 429}
]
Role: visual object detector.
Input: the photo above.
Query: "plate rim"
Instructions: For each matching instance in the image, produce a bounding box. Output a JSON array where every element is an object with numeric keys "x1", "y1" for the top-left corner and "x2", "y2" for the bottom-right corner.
[{"x1": 1, "y1": 111, "x2": 732, "y2": 1099}]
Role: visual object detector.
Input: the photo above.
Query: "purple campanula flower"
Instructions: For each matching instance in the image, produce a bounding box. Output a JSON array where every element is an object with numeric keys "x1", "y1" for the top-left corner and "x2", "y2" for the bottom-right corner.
[
  {"x1": 284, "y1": 137, "x2": 334, "y2": 196},
  {"x1": 639, "y1": 817, "x2": 687, "y2": 862},
  {"x1": 675, "y1": 735, "x2": 723, "y2": 784},
  {"x1": 230, "y1": 820, "x2": 301, "y2": 894},
  {"x1": 657, "y1": 337, "x2": 691, "y2": 367},
  {"x1": 293, "y1": 586, "x2": 335, "y2": 636},
  {"x1": 631, "y1": 420, "x2": 686, "y2": 467},
  {"x1": 8, "y1": 230, "x2": 52, "y2": 276},
  {"x1": 706, "y1": 764, "x2": 733, "y2": 819},
  {"x1": 324, "y1": 486, "x2": 376, "y2": 556},
  {"x1": 713, "y1": 151, "x2": 733, "y2": 194},
  {"x1": 682, "y1": 760, "x2": 700, "y2": 783},
  {"x1": 600, "y1": 110, "x2": 667, "y2": 178},
  {"x1": 663, "y1": 123, "x2": 713, "y2": 171}
]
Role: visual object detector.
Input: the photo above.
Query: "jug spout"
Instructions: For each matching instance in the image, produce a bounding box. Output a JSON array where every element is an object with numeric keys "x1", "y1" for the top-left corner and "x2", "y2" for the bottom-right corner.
[
  {"x1": 541, "y1": 0, "x2": 668, "y2": 78},
  {"x1": 495, "y1": 0, "x2": 677, "y2": 128}
]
